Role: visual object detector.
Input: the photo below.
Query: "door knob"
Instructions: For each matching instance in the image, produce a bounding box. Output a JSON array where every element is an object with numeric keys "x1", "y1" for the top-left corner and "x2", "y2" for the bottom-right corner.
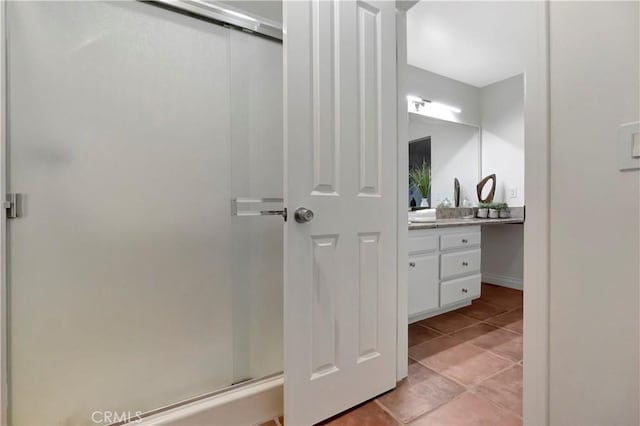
[{"x1": 294, "y1": 207, "x2": 314, "y2": 223}]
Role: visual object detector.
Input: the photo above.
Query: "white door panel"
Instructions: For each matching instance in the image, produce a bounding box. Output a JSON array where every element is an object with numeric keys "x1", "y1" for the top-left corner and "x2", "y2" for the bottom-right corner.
[{"x1": 284, "y1": 1, "x2": 397, "y2": 424}]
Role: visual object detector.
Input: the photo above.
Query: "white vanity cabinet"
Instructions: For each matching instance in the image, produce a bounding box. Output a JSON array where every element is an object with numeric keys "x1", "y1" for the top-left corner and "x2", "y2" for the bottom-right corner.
[{"x1": 408, "y1": 225, "x2": 482, "y2": 323}]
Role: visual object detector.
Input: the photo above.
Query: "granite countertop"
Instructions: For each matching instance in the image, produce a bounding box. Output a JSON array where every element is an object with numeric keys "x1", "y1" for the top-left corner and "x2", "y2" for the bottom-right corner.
[{"x1": 408, "y1": 217, "x2": 524, "y2": 230}]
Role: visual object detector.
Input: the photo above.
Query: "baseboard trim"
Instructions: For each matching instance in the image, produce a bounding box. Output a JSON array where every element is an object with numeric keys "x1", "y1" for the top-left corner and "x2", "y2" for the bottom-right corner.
[
  {"x1": 408, "y1": 299, "x2": 473, "y2": 324},
  {"x1": 482, "y1": 272, "x2": 523, "y2": 290}
]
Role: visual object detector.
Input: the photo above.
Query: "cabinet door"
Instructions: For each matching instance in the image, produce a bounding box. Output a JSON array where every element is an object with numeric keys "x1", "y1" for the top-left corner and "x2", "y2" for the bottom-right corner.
[{"x1": 408, "y1": 254, "x2": 439, "y2": 317}]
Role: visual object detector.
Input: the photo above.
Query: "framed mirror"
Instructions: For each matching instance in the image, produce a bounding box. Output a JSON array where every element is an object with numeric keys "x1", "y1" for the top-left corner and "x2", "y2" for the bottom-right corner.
[{"x1": 408, "y1": 112, "x2": 481, "y2": 208}]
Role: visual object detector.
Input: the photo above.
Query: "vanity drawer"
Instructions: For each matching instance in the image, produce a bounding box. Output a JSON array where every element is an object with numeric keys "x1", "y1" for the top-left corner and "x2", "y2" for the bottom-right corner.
[
  {"x1": 440, "y1": 232, "x2": 481, "y2": 251},
  {"x1": 440, "y1": 249, "x2": 481, "y2": 280},
  {"x1": 440, "y1": 274, "x2": 481, "y2": 306},
  {"x1": 408, "y1": 234, "x2": 438, "y2": 254}
]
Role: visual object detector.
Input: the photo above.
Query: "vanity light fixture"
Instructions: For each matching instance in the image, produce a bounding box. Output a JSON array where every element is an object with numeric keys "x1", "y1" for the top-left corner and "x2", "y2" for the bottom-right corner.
[
  {"x1": 406, "y1": 95, "x2": 462, "y2": 114},
  {"x1": 407, "y1": 95, "x2": 425, "y2": 111}
]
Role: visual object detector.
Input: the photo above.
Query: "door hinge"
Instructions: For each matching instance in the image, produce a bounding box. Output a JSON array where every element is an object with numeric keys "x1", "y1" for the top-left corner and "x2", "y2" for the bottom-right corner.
[{"x1": 5, "y1": 193, "x2": 23, "y2": 219}]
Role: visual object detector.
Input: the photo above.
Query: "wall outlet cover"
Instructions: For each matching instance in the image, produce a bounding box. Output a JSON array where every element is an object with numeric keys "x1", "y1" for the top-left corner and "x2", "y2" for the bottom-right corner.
[{"x1": 618, "y1": 122, "x2": 640, "y2": 171}]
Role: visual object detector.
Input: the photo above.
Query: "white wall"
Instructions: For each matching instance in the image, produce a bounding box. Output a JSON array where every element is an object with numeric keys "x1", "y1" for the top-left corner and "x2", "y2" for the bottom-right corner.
[
  {"x1": 408, "y1": 115, "x2": 479, "y2": 206},
  {"x1": 481, "y1": 74, "x2": 525, "y2": 206},
  {"x1": 549, "y1": 2, "x2": 639, "y2": 424},
  {"x1": 481, "y1": 225, "x2": 523, "y2": 289},
  {"x1": 406, "y1": 65, "x2": 480, "y2": 126},
  {"x1": 480, "y1": 74, "x2": 525, "y2": 288}
]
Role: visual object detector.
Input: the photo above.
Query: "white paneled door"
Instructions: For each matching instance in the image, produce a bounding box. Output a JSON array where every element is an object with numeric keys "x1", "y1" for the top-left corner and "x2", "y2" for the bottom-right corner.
[{"x1": 284, "y1": 1, "x2": 397, "y2": 424}]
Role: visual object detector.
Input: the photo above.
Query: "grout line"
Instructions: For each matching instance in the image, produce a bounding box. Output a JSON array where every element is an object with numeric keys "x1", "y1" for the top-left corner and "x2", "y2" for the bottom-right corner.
[
  {"x1": 409, "y1": 356, "x2": 467, "y2": 388},
  {"x1": 405, "y1": 391, "x2": 475, "y2": 425},
  {"x1": 409, "y1": 349, "x2": 509, "y2": 390},
  {"x1": 442, "y1": 323, "x2": 523, "y2": 364},
  {"x1": 412, "y1": 323, "x2": 444, "y2": 336},
  {"x1": 476, "y1": 346, "x2": 521, "y2": 364},
  {"x1": 471, "y1": 361, "x2": 519, "y2": 387},
  {"x1": 481, "y1": 319, "x2": 523, "y2": 335},
  {"x1": 373, "y1": 399, "x2": 405, "y2": 425}
]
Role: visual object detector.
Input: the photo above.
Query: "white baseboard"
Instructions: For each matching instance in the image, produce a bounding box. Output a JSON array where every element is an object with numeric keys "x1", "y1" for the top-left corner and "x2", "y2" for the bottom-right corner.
[
  {"x1": 482, "y1": 272, "x2": 523, "y2": 290},
  {"x1": 408, "y1": 299, "x2": 473, "y2": 324}
]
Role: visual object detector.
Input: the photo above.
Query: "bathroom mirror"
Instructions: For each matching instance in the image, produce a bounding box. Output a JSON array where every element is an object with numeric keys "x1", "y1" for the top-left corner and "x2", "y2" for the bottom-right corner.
[{"x1": 408, "y1": 112, "x2": 481, "y2": 208}]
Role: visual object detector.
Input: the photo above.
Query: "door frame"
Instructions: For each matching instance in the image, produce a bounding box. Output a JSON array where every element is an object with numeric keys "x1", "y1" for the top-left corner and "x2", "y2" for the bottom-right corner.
[
  {"x1": 394, "y1": 2, "x2": 550, "y2": 425},
  {"x1": 521, "y1": 2, "x2": 551, "y2": 424},
  {"x1": 1, "y1": 0, "x2": 8, "y2": 423}
]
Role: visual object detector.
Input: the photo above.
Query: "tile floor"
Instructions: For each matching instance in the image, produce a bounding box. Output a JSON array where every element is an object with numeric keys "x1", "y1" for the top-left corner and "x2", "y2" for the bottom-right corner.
[{"x1": 262, "y1": 284, "x2": 523, "y2": 426}]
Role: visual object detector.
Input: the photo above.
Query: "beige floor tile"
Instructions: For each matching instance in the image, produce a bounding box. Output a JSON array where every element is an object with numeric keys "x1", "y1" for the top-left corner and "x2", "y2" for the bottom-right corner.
[
  {"x1": 417, "y1": 312, "x2": 479, "y2": 334},
  {"x1": 377, "y1": 362, "x2": 464, "y2": 423},
  {"x1": 458, "y1": 299, "x2": 509, "y2": 320},
  {"x1": 320, "y1": 401, "x2": 399, "y2": 426},
  {"x1": 451, "y1": 323, "x2": 523, "y2": 362},
  {"x1": 409, "y1": 324, "x2": 442, "y2": 347},
  {"x1": 409, "y1": 335, "x2": 512, "y2": 386},
  {"x1": 486, "y1": 308, "x2": 523, "y2": 334},
  {"x1": 409, "y1": 392, "x2": 522, "y2": 426},
  {"x1": 474, "y1": 365, "x2": 523, "y2": 416},
  {"x1": 480, "y1": 284, "x2": 523, "y2": 310}
]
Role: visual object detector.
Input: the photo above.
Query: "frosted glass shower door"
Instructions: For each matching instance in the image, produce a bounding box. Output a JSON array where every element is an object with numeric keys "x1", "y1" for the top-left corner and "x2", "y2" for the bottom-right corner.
[
  {"x1": 228, "y1": 30, "x2": 284, "y2": 384},
  {"x1": 4, "y1": 2, "x2": 283, "y2": 425}
]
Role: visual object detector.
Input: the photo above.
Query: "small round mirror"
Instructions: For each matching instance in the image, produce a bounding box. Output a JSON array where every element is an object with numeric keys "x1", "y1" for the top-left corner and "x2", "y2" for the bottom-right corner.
[{"x1": 476, "y1": 174, "x2": 496, "y2": 204}]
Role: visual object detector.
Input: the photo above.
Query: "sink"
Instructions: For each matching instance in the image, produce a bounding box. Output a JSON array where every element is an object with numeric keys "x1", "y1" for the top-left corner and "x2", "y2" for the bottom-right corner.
[{"x1": 409, "y1": 208, "x2": 436, "y2": 222}]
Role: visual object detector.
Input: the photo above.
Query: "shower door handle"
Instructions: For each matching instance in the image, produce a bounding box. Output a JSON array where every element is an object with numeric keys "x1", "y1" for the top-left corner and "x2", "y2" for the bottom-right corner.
[{"x1": 231, "y1": 198, "x2": 287, "y2": 221}]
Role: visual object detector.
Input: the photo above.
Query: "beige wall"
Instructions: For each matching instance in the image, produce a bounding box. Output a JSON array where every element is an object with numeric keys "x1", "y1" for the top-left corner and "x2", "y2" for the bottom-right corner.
[{"x1": 549, "y1": 2, "x2": 640, "y2": 424}]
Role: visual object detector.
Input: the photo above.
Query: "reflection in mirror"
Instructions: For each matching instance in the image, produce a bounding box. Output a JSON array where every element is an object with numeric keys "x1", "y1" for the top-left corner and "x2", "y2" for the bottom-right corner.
[
  {"x1": 408, "y1": 112, "x2": 480, "y2": 208},
  {"x1": 409, "y1": 137, "x2": 431, "y2": 208}
]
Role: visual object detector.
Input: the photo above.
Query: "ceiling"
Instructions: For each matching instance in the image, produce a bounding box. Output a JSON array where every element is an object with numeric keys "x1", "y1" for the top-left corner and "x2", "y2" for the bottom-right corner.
[{"x1": 407, "y1": 1, "x2": 535, "y2": 87}]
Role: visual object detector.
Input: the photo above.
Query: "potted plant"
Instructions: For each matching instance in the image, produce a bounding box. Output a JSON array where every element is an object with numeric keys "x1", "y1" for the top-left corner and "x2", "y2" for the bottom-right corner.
[
  {"x1": 488, "y1": 202, "x2": 500, "y2": 219},
  {"x1": 477, "y1": 202, "x2": 490, "y2": 218},
  {"x1": 409, "y1": 161, "x2": 431, "y2": 208},
  {"x1": 496, "y1": 202, "x2": 511, "y2": 218}
]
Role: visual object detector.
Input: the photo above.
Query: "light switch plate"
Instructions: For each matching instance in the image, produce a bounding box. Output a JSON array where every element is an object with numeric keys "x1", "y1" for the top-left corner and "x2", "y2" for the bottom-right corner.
[{"x1": 618, "y1": 122, "x2": 640, "y2": 171}]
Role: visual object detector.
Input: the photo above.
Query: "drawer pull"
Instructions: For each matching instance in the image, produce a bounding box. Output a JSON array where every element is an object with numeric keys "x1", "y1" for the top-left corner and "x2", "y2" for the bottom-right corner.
[
  {"x1": 462, "y1": 288, "x2": 468, "y2": 293},
  {"x1": 462, "y1": 261, "x2": 469, "y2": 266},
  {"x1": 409, "y1": 262, "x2": 416, "y2": 267},
  {"x1": 461, "y1": 239, "x2": 468, "y2": 243}
]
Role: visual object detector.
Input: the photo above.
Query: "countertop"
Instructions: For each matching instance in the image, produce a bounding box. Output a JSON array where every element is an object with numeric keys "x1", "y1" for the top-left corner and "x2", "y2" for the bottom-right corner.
[{"x1": 408, "y1": 217, "x2": 524, "y2": 230}]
